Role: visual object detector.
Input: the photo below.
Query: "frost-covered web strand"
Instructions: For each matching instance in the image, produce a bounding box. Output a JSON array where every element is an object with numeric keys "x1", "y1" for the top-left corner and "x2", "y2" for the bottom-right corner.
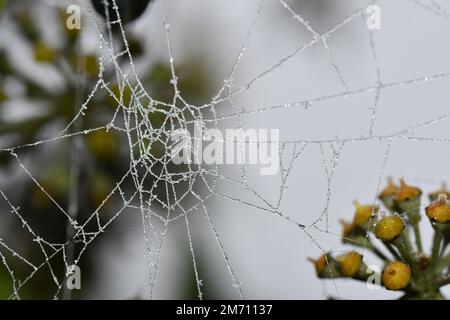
[{"x1": 279, "y1": 0, "x2": 349, "y2": 91}]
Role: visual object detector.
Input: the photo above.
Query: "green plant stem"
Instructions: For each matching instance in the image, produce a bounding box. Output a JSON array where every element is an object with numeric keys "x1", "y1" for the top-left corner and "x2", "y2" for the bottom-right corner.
[{"x1": 432, "y1": 231, "x2": 443, "y2": 263}]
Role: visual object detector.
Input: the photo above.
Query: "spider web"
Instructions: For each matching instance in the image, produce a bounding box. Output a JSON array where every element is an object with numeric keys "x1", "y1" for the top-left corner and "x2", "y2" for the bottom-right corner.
[{"x1": 1, "y1": 0, "x2": 450, "y2": 299}]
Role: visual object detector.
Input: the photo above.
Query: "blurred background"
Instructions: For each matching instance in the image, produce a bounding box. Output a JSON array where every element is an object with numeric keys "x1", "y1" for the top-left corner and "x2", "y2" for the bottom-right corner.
[{"x1": 1, "y1": 0, "x2": 450, "y2": 299}]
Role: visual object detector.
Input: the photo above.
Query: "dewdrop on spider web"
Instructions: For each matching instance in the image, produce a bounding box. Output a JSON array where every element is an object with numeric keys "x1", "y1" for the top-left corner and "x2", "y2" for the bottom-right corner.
[{"x1": 312, "y1": 178, "x2": 450, "y2": 298}]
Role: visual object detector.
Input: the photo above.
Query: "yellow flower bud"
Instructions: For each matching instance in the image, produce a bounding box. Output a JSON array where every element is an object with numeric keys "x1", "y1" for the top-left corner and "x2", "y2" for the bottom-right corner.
[
  {"x1": 426, "y1": 194, "x2": 450, "y2": 223},
  {"x1": 337, "y1": 251, "x2": 362, "y2": 277},
  {"x1": 394, "y1": 178, "x2": 422, "y2": 203},
  {"x1": 382, "y1": 261, "x2": 411, "y2": 291},
  {"x1": 308, "y1": 254, "x2": 327, "y2": 276},
  {"x1": 352, "y1": 201, "x2": 378, "y2": 226},
  {"x1": 340, "y1": 219, "x2": 355, "y2": 238},
  {"x1": 34, "y1": 42, "x2": 57, "y2": 63},
  {"x1": 374, "y1": 215, "x2": 405, "y2": 241}
]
